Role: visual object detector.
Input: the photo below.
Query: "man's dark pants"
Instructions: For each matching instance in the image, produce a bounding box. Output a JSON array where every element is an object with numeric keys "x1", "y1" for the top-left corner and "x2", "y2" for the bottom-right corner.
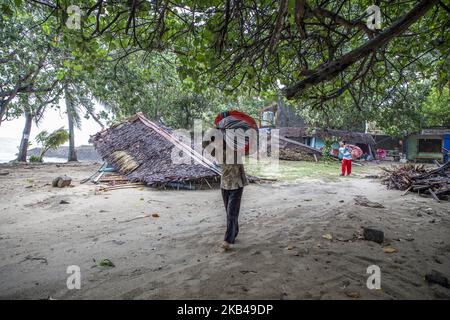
[{"x1": 221, "y1": 187, "x2": 243, "y2": 244}]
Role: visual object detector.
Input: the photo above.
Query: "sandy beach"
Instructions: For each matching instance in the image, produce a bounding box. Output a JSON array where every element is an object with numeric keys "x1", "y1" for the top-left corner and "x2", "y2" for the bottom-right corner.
[{"x1": 0, "y1": 161, "x2": 449, "y2": 299}]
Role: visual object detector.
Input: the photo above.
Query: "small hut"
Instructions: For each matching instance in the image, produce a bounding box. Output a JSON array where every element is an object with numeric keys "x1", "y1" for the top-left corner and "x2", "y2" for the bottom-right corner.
[
  {"x1": 89, "y1": 113, "x2": 220, "y2": 189},
  {"x1": 405, "y1": 128, "x2": 450, "y2": 162}
]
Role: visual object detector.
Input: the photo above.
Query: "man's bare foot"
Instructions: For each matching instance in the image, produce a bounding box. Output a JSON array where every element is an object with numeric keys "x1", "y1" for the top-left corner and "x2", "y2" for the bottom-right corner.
[{"x1": 221, "y1": 241, "x2": 231, "y2": 251}]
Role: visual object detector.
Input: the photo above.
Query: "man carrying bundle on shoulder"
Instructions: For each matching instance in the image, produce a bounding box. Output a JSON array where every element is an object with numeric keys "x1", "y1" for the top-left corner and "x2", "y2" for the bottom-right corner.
[{"x1": 214, "y1": 110, "x2": 257, "y2": 251}]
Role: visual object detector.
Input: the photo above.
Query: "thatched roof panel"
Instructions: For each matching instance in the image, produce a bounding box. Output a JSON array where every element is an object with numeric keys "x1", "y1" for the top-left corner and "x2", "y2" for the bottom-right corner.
[{"x1": 90, "y1": 114, "x2": 219, "y2": 187}]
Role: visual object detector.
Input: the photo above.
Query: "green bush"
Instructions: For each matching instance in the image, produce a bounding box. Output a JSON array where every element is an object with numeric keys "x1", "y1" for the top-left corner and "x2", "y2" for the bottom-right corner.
[
  {"x1": 321, "y1": 137, "x2": 337, "y2": 162},
  {"x1": 29, "y1": 155, "x2": 42, "y2": 163},
  {"x1": 35, "y1": 128, "x2": 69, "y2": 161}
]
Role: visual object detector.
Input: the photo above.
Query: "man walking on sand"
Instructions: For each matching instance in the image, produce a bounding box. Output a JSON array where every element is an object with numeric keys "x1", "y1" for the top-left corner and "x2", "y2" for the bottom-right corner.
[
  {"x1": 339, "y1": 141, "x2": 352, "y2": 176},
  {"x1": 213, "y1": 110, "x2": 256, "y2": 251},
  {"x1": 220, "y1": 156, "x2": 248, "y2": 250}
]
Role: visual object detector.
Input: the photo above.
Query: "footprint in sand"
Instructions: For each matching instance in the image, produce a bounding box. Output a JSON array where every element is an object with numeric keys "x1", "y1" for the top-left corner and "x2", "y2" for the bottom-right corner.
[{"x1": 261, "y1": 250, "x2": 276, "y2": 265}]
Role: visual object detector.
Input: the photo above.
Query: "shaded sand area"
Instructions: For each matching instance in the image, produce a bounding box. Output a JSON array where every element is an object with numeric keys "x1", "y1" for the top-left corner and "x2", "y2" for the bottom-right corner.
[{"x1": 0, "y1": 161, "x2": 449, "y2": 299}]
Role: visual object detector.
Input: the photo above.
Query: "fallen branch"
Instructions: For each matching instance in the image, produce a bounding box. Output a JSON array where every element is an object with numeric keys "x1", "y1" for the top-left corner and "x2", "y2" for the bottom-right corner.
[{"x1": 118, "y1": 214, "x2": 151, "y2": 223}]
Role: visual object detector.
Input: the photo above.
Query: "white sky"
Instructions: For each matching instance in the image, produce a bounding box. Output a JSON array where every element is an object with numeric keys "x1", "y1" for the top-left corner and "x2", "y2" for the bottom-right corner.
[{"x1": 0, "y1": 101, "x2": 106, "y2": 148}]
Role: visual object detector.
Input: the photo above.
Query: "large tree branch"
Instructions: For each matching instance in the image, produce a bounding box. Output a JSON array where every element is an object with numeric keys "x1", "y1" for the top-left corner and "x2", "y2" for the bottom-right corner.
[
  {"x1": 0, "y1": 47, "x2": 52, "y2": 125},
  {"x1": 311, "y1": 7, "x2": 376, "y2": 37},
  {"x1": 284, "y1": 0, "x2": 439, "y2": 100},
  {"x1": 438, "y1": 0, "x2": 450, "y2": 14},
  {"x1": 294, "y1": 0, "x2": 307, "y2": 39},
  {"x1": 216, "y1": 0, "x2": 231, "y2": 56},
  {"x1": 268, "y1": 0, "x2": 289, "y2": 53},
  {"x1": 0, "y1": 80, "x2": 59, "y2": 98}
]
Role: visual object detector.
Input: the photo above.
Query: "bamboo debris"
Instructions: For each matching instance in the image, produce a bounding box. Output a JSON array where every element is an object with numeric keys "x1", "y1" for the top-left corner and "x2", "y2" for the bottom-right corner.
[
  {"x1": 98, "y1": 183, "x2": 145, "y2": 192},
  {"x1": 80, "y1": 162, "x2": 106, "y2": 184},
  {"x1": 98, "y1": 173, "x2": 130, "y2": 185},
  {"x1": 381, "y1": 162, "x2": 450, "y2": 201},
  {"x1": 110, "y1": 151, "x2": 139, "y2": 174}
]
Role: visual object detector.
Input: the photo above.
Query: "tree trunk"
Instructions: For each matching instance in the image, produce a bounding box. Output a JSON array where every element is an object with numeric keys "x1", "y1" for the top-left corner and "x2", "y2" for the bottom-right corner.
[
  {"x1": 65, "y1": 88, "x2": 77, "y2": 162},
  {"x1": 17, "y1": 112, "x2": 33, "y2": 162},
  {"x1": 0, "y1": 102, "x2": 7, "y2": 125}
]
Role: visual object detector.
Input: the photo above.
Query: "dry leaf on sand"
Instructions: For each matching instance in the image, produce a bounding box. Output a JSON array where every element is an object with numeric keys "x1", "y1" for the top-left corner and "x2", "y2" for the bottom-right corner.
[
  {"x1": 383, "y1": 247, "x2": 397, "y2": 253},
  {"x1": 345, "y1": 291, "x2": 361, "y2": 299},
  {"x1": 322, "y1": 234, "x2": 333, "y2": 240}
]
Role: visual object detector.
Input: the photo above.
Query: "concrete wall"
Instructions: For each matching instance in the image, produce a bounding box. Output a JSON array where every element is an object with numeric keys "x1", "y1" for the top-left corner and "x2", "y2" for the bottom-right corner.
[{"x1": 276, "y1": 103, "x2": 306, "y2": 128}]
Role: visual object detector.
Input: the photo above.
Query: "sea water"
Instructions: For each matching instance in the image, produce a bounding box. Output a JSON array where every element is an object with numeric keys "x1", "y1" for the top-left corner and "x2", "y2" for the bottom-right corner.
[{"x1": 0, "y1": 137, "x2": 66, "y2": 163}]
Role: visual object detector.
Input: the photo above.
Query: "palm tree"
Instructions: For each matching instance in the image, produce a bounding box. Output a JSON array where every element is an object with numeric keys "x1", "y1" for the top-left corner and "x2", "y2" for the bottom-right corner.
[
  {"x1": 35, "y1": 127, "x2": 69, "y2": 162},
  {"x1": 16, "y1": 109, "x2": 33, "y2": 162},
  {"x1": 16, "y1": 89, "x2": 61, "y2": 162},
  {"x1": 64, "y1": 81, "x2": 104, "y2": 162},
  {"x1": 64, "y1": 85, "x2": 78, "y2": 161}
]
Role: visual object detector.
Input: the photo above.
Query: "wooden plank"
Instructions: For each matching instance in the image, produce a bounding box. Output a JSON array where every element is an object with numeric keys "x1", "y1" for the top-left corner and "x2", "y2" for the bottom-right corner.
[
  {"x1": 433, "y1": 159, "x2": 442, "y2": 168},
  {"x1": 80, "y1": 162, "x2": 106, "y2": 184},
  {"x1": 429, "y1": 189, "x2": 441, "y2": 202},
  {"x1": 401, "y1": 186, "x2": 412, "y2": 196},
  {"x1": 99, "y1": 178, "x2": 129, "y2": 182},
  {"x1": 99, "y1": 182, "x2": 145, "y2": 191},
  {"x1": 93, "y1": 171, "x2": 105, "y2": 184},
  {"x1": 435, "y1": 188, "x2": 450, "y2": 195}
]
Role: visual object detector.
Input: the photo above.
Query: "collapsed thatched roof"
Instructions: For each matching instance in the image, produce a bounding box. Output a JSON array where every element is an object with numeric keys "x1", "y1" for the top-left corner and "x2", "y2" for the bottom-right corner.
[
  {"x1": 279, "y1": 138, "x2": 322, "y2": 161},
  {"x1": 258, "y1": 128, "x2": 322, "y2": 161},
  {"x1": 90, "y1": 113, "x2": 220, "y2": 187},
  {"x1": 279, "y1": 127, "x2": 375, "y2": 145}
]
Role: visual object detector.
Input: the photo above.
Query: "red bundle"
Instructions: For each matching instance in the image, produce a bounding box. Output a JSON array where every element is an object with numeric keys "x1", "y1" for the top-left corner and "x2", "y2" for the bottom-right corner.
[{"x1": 214, "y1": 110, "x2": 258, "y2": 153}]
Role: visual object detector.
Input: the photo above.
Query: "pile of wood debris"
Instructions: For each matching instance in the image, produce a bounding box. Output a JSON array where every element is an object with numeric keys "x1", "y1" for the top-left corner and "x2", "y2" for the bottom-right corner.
[
  {"x1": 381, "y1": 162, "x2": 450, "y2": 201},
  {"x1": 96, "y1": 172, "x2": 131, "y2": 186}
]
